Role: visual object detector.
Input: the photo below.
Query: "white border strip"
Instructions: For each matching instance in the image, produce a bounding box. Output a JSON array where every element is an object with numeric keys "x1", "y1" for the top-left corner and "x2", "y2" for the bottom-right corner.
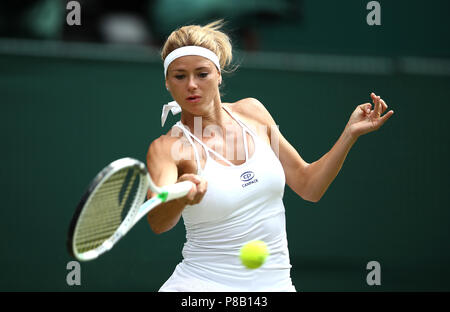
[
  {"x1": 235, "y1": 51, "x2": 394, "y2": 75},
  {"x1": 0, "y1": 38, "x2": 160, "y2": 63}
]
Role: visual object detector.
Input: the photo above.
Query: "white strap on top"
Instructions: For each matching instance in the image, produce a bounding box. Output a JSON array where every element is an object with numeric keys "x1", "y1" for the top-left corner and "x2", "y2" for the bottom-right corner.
[
  {"x1": 174, "y1": 122, "x2": 235, "y2": 171},
  {"x1": 173, "y1": 122, "x2": 203, "y2": 174},
  {"x1": 222, "y1": 105, "x2": 258, "y2": 161},
  {"x1": 221, "y1": 105, "x2": 258, "y2": 137}
]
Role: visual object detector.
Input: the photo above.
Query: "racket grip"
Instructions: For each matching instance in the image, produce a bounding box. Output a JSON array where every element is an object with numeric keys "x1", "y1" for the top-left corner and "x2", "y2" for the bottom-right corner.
[{"x1": 164, "y1": 181, "x2": 195, "y2": 202}]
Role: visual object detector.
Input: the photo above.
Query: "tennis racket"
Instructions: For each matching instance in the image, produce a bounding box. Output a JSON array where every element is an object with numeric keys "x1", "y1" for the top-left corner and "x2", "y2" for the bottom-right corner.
[{"x1": 67, "y1": 157, "x2": 193, "y2": 261}]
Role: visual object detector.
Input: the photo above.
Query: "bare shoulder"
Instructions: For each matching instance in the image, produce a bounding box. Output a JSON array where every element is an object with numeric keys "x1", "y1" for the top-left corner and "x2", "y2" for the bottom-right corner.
[
  {"x1": 227, "y1": 98, "x2": 276, "y2": 126},
  {"x1": 147, "y1": 128, "x2": 183, "y2": 163}
]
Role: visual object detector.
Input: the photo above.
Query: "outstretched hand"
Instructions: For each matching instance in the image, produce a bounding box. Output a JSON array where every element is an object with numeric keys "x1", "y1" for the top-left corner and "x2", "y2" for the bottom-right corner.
[{"x1": 347, "y1": 92, "x2": 394, "y2": 138}]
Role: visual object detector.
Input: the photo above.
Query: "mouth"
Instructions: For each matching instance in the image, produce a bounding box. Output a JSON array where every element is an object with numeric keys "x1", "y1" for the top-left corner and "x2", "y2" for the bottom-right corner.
[{"x1": 186, "y1": 95, "x2": 201, "y2": 103}]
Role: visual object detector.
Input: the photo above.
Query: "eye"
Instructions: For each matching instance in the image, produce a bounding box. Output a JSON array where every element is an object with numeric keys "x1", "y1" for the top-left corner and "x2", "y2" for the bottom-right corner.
[
  {"x1": 174, "y1": 74, "x2": 185, "y2": 80},
  {"x1": 198, "y1": 72, "x2": 209, "y2": 78}
]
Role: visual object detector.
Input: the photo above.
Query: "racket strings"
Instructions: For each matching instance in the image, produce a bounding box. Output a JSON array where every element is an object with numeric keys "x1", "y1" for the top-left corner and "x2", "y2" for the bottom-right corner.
[
  {"x1": 75, "y1": 177, "x2": 138, "y2": 252},
  {"x1": 75, "y1": 178, "x2": 127, "y2": 234},
  {"x1": 74, "y1": 168, "x2": 141, "y2": 253}
]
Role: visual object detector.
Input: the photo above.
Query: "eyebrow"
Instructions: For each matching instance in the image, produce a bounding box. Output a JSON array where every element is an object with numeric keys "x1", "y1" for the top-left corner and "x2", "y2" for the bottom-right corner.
[{"x1": 171, "y1": 67, "x2": 210, "y2": 72}]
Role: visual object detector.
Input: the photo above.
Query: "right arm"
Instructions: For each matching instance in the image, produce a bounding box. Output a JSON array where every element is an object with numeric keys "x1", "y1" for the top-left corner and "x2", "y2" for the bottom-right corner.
[{"x1": 146, "y1": 135, "x2": 206, "y2": 234}]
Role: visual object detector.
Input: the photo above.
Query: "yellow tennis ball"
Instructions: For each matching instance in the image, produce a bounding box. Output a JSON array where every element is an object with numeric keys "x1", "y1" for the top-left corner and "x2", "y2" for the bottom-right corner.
[{"x1": 239, "y1": 240, "x2": 269, "y2": 269}]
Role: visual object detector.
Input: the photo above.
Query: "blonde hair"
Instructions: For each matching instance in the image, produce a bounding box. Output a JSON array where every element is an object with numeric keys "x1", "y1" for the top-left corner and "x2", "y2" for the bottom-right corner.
[{"x1": 161, "y1": 20, "x2": 234, "y2": 73}]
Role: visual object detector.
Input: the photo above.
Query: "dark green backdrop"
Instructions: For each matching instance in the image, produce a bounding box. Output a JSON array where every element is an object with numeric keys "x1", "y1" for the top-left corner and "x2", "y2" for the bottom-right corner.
[{"x1": 1, "y1": 0, "x2": 449, "y2": 291}]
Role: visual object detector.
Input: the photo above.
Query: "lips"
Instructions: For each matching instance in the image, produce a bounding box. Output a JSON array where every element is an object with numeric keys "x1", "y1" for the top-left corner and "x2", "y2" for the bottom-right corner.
[{"x1": 186, "y1": 95, "x2": 201, "y2": 103}]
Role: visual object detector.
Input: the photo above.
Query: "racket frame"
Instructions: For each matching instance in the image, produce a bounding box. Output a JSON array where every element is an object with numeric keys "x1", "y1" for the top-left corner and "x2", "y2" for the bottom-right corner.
[{"x1": 68, "y1": 158, "x2": 159, "y2": 261}]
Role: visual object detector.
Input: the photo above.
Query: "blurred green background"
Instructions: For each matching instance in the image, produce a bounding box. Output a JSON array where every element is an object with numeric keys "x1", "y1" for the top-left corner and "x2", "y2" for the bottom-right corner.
[{"x1": 1, "y1": 0, "x2": 449, "y2": 291}]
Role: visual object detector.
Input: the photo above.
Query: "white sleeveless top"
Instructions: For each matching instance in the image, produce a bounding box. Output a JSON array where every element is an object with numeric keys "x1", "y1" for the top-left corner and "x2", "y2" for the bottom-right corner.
[{"x1": 159, "y1": 105, "x2": 296, "y2": 292}]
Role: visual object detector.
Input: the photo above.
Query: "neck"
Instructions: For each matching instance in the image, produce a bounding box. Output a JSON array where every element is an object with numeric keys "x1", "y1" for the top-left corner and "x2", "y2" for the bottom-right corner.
[{"x1": 180, "y1": 95, "x2": 228, "y2": 132}]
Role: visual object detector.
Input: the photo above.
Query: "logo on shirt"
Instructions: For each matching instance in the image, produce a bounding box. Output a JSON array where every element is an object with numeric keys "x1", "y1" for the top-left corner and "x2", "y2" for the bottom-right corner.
[{"x1": 240, "y1": 171, "x2": 258, "y2": 188}]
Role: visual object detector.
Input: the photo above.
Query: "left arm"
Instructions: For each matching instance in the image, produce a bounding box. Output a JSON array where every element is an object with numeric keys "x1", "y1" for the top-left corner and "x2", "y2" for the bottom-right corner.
[
  {"x1": 302, "y1": 125, "x2": 357, "y2": 202},
  {"x1": 295, "y1": 92, "x2": 395, "y2": 202},
  {"x1": 242, "y1": 93, "x2": 394, "y2": 202}
]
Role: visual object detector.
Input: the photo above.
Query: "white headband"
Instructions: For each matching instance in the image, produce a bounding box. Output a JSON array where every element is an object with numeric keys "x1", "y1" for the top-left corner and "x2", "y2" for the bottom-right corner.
[{"x1": 163, "y1": 46, "x2": 221, "y2": 77}]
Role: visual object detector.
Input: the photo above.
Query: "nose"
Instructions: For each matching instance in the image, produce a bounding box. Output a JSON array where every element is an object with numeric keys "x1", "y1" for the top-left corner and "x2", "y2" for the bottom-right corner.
[{"x1": 187, "y1": 76, "x2": 198, "y2": 91}]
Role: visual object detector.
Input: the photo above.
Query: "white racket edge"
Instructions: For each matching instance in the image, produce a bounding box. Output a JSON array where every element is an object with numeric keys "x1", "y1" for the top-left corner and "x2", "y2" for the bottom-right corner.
[{"x1": 75, "y1": 159, "x2": 194, "y2": 261}]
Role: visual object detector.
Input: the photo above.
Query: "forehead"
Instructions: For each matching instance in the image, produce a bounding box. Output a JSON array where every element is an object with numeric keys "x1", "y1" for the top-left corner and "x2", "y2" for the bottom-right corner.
[{"x1": 168, "y1": 55, "x2": 215, "y2": 71}]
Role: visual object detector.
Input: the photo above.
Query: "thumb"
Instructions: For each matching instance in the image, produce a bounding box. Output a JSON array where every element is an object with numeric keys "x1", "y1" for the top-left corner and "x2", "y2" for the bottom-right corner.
[{"x1": 359, "y1": 103, "x2": 372, "y2": 114}]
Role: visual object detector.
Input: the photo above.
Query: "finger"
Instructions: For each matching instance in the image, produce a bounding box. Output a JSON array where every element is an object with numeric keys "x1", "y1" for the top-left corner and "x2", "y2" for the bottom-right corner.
[
  {"x1": 197, "y1": 179, "x2": 208, "y2": 194},
  {"x1": 193, "y1": 183, "x2": 207, "y2": 203},
  {"x1": 379, "y1": 110, "x2": 394, "y2": 126},
  {"x1": 373, "y1": 95, "x2": 382, "y2": 116},
  {"x1": 193, "y1": 192, "x2": 206, "y2": 204},
  {"x1": 180, "y1": 173, "x2": 201, "y2": 184},
  {"x1": 186, "y1": 184, "x2": 198, "y2": 201},
  {"x1": 360, "y1": 103, "x2": 372, "y2": 114},
  {"x1": 380, "y1": 98, "x2": 388, "y2": 114}
]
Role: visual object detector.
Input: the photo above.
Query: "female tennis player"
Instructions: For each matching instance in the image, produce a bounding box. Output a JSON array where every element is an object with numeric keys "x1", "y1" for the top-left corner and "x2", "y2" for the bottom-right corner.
[{"x1": 146, "y1": 20, "x2": 394, "y2": 292}]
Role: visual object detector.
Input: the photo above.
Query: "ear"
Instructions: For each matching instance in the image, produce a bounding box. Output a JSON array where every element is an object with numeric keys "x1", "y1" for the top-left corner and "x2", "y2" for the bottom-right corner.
[
  {"x1": 165, "y1": 81, "x2": 169, "y2": 91},
  {"x1": 218, "y1": 74, "x2": 222, "y2": 86}
]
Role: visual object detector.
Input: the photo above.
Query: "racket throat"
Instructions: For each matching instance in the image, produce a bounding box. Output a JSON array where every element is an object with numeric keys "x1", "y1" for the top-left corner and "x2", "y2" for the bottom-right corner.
[{"x1": 157, "y1": 191, "x2": 168, "y2": 202}]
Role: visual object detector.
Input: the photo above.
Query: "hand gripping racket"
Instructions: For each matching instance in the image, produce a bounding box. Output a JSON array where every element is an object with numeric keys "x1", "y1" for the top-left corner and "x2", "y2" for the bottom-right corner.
[{"x1": 67, "y1": 157, "x2": 193, "y2": 261}]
